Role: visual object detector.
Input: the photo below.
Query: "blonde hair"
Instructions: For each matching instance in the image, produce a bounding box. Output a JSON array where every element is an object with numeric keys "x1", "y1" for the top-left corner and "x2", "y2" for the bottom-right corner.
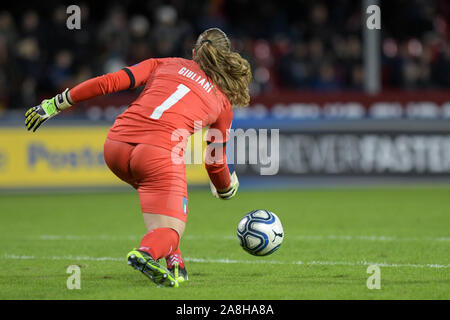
[{"x1": 193, "y1": 28, "x2": 252, "y2": 106}]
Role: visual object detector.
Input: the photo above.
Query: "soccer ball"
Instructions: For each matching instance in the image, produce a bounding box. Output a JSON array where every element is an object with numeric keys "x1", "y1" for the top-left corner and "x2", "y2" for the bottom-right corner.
[{"x1": 237, "y1": 209, "x2": 284, "y2": 256}]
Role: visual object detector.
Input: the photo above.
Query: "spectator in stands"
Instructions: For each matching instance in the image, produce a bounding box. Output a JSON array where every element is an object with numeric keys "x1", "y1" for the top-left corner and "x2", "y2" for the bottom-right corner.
[{"x1": 0, "y1": 0, "x2": 448, "y2": 109}]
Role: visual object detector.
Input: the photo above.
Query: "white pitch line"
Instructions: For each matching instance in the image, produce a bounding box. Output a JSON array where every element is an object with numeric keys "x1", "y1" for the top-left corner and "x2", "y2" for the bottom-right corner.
[
  {"x1": 288, "y1": 235, "x2": 450, "y2": 242},
  {"x1": 184, "y1": 258, "x2": 450, "y2": 269},
  {"x1": 24, "y1": 234, "x2": 450, "y2": 242},
  {"x1": 1, "y1": 253, "x2": 449, "y2": 269},
  {"x1": 0, "y1": 253, "x2": 122, "y2": 262},
  {"x1": 35, "y1": 235, "x2": 140, "y2": 241}
]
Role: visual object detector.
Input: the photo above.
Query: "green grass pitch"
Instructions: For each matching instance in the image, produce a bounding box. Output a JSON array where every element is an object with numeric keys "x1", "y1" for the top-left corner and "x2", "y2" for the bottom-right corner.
[{"x1": 0, "y1": 186, "x2": 449, "y2": 299}]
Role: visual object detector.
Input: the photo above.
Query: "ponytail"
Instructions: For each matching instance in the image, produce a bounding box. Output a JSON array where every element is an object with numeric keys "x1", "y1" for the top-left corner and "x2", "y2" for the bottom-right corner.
[{"x1": 193, "y1": 28, "x2": 252, "y2": 107}]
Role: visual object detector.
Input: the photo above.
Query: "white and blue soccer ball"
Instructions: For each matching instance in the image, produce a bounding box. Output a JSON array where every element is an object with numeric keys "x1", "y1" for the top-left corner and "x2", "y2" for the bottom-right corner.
[{"x1": 237, "y1": 210, "x2": 284, "y2": 256}]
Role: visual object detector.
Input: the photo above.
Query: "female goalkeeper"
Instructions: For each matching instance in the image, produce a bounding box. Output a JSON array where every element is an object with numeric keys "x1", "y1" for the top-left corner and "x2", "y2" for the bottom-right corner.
[{"x1": 24, "y1": 28, "x2": 252, "y2": 288}]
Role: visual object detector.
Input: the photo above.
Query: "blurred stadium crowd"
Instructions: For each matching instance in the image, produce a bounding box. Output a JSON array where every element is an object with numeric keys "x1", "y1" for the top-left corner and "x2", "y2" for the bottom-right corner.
[{"x1": 0, "y1": 0, "x2": 449, "y2": 110}]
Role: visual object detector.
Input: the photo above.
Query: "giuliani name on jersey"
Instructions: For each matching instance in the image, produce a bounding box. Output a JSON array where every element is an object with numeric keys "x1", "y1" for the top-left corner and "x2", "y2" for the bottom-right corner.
[{"x1": 178, "y1": 67, "x2": 214, "y2": 93}]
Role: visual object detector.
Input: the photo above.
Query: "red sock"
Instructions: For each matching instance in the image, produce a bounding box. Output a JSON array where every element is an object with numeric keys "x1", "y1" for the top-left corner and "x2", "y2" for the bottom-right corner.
[
  {"x1": 139, "y1": 228, "x2": 179, "y2": 260},
  {"x1": 166, "y1": 248, "x2": 185, "y2": 269}
]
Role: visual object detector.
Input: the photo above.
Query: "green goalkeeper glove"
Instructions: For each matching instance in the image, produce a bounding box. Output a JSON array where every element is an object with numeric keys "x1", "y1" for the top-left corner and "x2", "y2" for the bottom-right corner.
[
  {"x1": 25, "y1": 88, "x2": 73, "y2": 132},
  {"x1": 210, "y1": 171, "x2": 239, "y2": 200}
]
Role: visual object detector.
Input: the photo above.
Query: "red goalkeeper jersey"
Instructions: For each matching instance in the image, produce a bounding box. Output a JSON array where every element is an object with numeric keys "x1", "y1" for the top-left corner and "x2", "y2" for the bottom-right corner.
[
  {"x1": 69, "y1": 57, "x2": 233, "y2": 189},
  {"x1": 110, "y1": 58, "x2": 232, "y2": 148}
]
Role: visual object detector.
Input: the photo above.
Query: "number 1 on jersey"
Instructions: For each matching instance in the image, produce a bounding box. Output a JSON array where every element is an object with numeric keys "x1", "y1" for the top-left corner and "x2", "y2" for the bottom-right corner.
[{"x1": 150, "y1": 84, "x2": 191, "y2": 120}]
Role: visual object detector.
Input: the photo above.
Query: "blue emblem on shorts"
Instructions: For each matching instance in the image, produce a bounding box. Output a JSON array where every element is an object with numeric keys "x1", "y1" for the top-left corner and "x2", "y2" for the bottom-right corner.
[{"x1": 182, "y1": 197, "x2": 188, "y2": 215}]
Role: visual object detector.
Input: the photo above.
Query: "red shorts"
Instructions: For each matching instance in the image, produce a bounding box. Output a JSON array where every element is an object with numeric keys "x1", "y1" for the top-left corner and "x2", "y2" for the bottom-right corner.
[{"x1": 103, "y1": 138, "x2": 188, "y2": 222}]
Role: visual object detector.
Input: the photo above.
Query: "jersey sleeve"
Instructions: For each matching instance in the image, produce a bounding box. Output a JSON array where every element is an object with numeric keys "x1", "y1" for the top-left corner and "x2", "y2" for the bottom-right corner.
[
  {"x1": 206, "y1": 99, "x2": 233, "y2": 143},
  {"x1": 69, "y1": 58, "x2": 159, "y2": 103},
  {"x1": 122, "y1": 58, "x2": 160, "y2": 88},
  {"x1": 205, "y1": 99, "x2": 233, "y2": 190}
]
